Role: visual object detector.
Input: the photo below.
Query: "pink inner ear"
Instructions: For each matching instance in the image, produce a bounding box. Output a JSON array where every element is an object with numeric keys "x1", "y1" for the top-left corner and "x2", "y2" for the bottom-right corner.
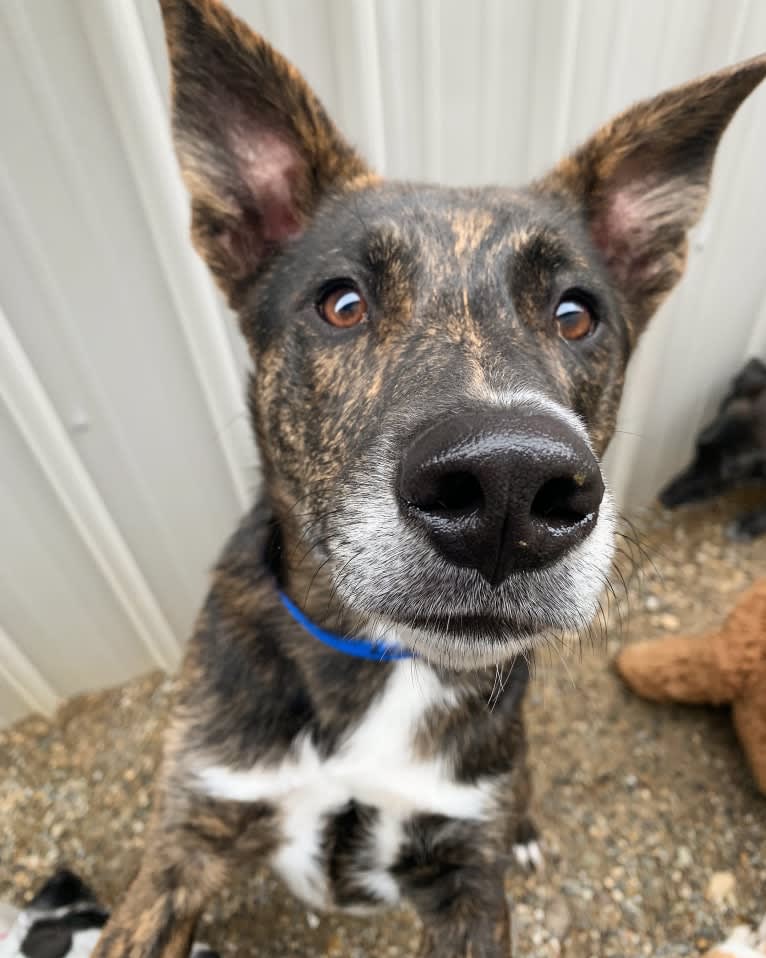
[
  {"x1": 592, "y1": 186, "x2": 650, "y2": 261},
  {"x1": 590, "y1": 179, "x2": 672, "y2": 289},
  {"x1": 230, "y1": 127, "x2": 305, "y2": 246}
]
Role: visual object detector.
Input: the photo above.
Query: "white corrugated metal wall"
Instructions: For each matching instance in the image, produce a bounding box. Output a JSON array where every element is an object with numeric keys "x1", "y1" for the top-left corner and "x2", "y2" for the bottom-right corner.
[{"x1": 1, "y1": 0, "x2": 765, "y2": 724}]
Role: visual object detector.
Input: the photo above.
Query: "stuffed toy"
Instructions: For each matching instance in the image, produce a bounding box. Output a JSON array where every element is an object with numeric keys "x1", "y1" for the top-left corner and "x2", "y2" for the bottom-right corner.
[{"x1": 615, "y1": 578, "x2": 766, "y2": 795}]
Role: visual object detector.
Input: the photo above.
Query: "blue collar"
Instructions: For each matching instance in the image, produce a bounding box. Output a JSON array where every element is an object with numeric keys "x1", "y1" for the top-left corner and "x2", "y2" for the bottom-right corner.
[{"x1": 278, "y1": 591, "x2": 414, "y2": 662}]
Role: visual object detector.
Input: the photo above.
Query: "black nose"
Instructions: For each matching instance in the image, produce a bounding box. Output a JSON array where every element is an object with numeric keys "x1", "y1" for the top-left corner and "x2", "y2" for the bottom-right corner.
[{"x1": 398, "y1": 408, "x2": 605, "y2": 585}]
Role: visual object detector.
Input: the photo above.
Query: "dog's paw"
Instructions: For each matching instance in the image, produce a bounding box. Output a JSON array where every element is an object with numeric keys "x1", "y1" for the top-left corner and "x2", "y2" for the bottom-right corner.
[
  {"x1": 512, "y1": 819, "x2": 544, "y2": 872},
  {"x1": 513, "y1": 838, "x2": 544, "y2": 871}
]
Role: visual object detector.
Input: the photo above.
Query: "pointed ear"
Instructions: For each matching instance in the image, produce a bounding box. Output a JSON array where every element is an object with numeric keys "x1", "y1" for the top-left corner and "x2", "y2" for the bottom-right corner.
[
  {"x1": 731, "y1": 357, "x2": 766, "y2": 398},
  {"x1": 537, "y1": 55, "x2": 766, "y2": 327},
  {"x1": 159, "y1": 0, "x2": 370, "y2": 306}
]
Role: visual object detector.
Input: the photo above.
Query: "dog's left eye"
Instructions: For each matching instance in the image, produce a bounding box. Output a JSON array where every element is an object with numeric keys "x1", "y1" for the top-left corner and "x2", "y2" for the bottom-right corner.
[
  {"x1": 318, "y1": 284, "x2": 369, "y2": 328},
  {"x1": 555, "y1": 297, "x2": 596, "y2": 341}
]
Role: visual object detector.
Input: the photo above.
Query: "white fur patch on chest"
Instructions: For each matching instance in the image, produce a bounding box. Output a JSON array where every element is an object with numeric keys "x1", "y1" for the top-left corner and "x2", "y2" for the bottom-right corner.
[{"x1": 194, "y1": 659, "x2": 490, "y2": 910}]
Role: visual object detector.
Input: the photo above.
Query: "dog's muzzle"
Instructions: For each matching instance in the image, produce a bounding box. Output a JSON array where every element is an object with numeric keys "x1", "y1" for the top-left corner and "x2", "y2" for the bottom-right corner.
[{"x1": 398, "y1": 407, "x2": 604, "y2": 586}]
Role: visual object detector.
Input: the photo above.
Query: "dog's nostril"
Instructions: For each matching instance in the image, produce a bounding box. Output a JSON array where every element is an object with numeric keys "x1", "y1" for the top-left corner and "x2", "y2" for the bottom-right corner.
[
  {"x1": 531, "y1": 476, "x2": 590, "y2": 527},
  {"x1": 435, "y1": 471, "x2": 484, "y2": 513},
  {"x1": 417, "y1": 470, "x2": 484, "y2": 515}
]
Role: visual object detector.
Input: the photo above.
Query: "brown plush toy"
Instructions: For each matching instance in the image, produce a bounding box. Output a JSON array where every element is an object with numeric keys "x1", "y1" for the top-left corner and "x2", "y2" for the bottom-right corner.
[{"x1": 615, "y1": 578, "x2": 766, "y2": 795}]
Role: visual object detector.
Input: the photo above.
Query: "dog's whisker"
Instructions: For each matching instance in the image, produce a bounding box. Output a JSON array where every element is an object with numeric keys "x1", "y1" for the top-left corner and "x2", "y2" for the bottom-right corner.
[
  {"x1": 618, "y1": 513, "x2": 665, "y2": 570},
  {"x1": 325, "y1": 549, "x2": 367, "y2": 625},
  {"x1": 541, "y1": 633, "x2": 578, "y2": 690},
  {"x1": 302, "y1": 553, "x2": 336, "y2": 610},
  {"x1": 487, "y1": 664, "x2": 502, "y2": 710}
]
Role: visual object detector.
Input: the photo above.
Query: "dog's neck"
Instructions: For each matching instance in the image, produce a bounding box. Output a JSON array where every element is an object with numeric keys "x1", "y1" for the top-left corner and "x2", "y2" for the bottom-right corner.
[{"x1": 265, "y1": 506, "x2": 377, "y2": 643}]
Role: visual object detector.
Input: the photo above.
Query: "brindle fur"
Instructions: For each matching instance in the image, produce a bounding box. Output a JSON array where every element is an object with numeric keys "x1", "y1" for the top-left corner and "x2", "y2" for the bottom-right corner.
[{"x1": 93, "y1": 2, "x2": 766, "y2": 955}]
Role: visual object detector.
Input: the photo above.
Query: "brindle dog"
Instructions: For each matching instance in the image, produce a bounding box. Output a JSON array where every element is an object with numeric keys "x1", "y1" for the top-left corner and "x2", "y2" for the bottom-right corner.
[{"x1": 93, "y1": 2, "x2": 766, "y2": 955}]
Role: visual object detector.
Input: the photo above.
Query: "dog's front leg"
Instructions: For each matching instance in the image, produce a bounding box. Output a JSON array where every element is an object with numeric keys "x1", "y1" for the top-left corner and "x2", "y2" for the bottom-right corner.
[
  {"x1": 93, "y1": 769, "x2": 275, "y2": 958},
  {"x1": 398, "y1": 816, "x2": 512, "y2": 958},
  {"x1": 416, "y1": 874, "x2": 511, "y2": 958},
  {"x1": 92, "y1": 849, "x2": 201, "y2": 958}
]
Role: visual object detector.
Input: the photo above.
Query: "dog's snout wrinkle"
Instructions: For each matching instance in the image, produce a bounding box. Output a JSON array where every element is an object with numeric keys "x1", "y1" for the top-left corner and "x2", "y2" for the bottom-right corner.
[{"x1": 398, "y1": 408, "x2": 604, "y2": 585}]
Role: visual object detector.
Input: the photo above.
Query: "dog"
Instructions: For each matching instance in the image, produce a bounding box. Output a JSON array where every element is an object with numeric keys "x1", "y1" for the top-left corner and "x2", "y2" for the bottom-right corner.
[
  {"x1": 0, "y1": 870, "x2": 217, "y2": 958},
  {"x1": 91, "y1": 3, "x2": 766, "y2": 955},
  {"x1": 660, "y1": 357, "x2": 766, "y2": 539}
]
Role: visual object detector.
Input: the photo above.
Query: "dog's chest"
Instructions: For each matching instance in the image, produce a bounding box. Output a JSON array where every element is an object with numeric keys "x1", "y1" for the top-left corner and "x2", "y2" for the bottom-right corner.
[{"x1": 196, "y1": 661, "x2": 490, "y2": 911}]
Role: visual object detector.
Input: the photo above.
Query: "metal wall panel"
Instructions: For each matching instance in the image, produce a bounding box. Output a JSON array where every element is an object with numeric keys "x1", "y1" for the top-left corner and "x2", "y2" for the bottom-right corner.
[{"x1": 1, "y1": 0, "x2": 765, "y2": 721}]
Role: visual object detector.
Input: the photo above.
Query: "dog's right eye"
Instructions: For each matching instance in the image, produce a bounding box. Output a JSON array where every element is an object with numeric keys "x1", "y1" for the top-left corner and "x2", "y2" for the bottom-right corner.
[
  {"x1": 555, "y1": 295, "x2": 596, "y2": 341},
  {"x1": 317, "y1": 284, "x2": 369, "y2": 328}
]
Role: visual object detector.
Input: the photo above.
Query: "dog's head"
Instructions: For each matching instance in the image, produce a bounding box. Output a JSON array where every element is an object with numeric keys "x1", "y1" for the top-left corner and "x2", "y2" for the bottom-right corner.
[
  {"x1": 159, "y1": 0, "x2": 766, "y2": 667},
  {"x1": 661, "y1": 358, "x2": 766, "y2": 509}
]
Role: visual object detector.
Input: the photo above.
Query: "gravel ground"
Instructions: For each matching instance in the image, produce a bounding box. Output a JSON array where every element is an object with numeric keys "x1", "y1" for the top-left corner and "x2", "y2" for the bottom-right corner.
[{"x1": 1, "y1": 494, "x2": 765, "y2": 957}]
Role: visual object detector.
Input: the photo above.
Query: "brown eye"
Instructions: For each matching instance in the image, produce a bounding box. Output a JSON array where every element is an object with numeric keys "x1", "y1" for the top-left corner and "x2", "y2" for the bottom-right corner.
[
  {"x1": 555, "y1": 297, "x2": 596, "y2": 341},
  {"x1": 318, "y1": 284, "x2": 368, "y2": 328}
]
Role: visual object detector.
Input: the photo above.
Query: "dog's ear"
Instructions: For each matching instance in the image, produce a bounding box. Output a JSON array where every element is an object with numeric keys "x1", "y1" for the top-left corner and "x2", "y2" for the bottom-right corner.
[
  {"x1": 159, "y1": 0, "x2": 369, "y2": 306},
  {"x1": 538, "y1": 54, "x2": 766, "y2": 328},
  {"x1": 732, "y1": 357, "x2": 766, "y2": 398}
]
